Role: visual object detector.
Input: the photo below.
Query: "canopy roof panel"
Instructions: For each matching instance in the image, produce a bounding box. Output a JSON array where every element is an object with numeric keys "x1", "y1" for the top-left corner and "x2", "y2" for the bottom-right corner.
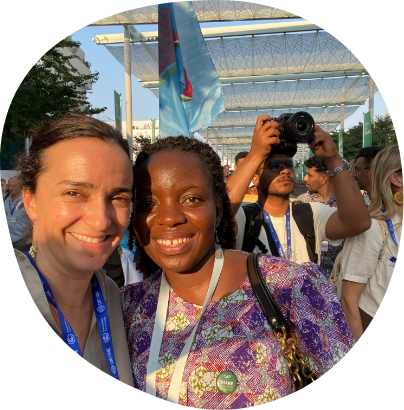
[
  {"x1": 105, "y1": 31, "x2": 364, "y2": 83},
  {"x1": 210, "y1": 106, "x2": 359, "y2": 127},
  {"x1": 90, "y1": 1, "x2": 298, "y2": 25},
  {"x1": 150, "y1": 76, "x2": 376, "y2": 109}
]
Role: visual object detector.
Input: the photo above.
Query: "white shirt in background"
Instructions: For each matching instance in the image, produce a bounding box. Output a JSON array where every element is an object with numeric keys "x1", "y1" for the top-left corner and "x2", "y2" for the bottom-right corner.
[
  {"x1": 121, "y1": 248, "x2": 143, "y2": 285},
  {"x1": 337, "y1": 214, "x2": 401, "y2": 317},
  {"x1": 235, "y1": 202, "x2": 341, "y2": 265}
]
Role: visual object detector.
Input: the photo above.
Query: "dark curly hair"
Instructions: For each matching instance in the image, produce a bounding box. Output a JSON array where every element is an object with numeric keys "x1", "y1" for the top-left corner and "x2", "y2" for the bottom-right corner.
[
  {"x1": 128, "y1": 136, "x2": 236, "y2": 278},
  {"x1": 16, "y1": 114, "x2": 130, "y2": 193},
  {"x1": 304, "y1": 156, "x2": 328, "y2": 174}
]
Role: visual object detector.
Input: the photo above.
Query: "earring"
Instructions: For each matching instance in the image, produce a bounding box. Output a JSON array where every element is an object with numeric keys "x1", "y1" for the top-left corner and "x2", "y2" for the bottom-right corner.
[
  {"x1": 29, "y1": 221, "x2": 37, "y2": 258},
  {"x1": 394, "y1": 191, "x2": 403, "y2": 205},
  {"x1": 214, "y1": 229, "x2": 223, "y2": 259}
]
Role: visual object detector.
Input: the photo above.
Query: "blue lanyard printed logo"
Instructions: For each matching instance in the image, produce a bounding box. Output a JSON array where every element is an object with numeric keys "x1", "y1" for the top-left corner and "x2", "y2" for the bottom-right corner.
[
  {"x1": 24, "y1": 252, "x2": 120, "y2": 380},
  {"x1": 256, "y1": 202, "x2": 291, "y2": 260}
]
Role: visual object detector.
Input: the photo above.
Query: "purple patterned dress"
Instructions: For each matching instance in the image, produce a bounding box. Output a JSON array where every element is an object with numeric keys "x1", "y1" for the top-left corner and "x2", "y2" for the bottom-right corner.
[{"x1": 120, "y1": 253, "x2": 354, "y2": 408}]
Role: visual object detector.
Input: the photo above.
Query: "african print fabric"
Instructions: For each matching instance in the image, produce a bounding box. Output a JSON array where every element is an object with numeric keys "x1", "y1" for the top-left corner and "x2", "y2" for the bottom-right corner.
[{"x1": 120, "y1": 253, "x2": 354, "y2": 408}]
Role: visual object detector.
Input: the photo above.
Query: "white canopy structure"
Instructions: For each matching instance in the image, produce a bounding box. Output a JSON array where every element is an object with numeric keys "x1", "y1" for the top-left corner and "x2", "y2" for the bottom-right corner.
[{"x1": 91, "y1": 1, "x2": 377, "y2": 168}]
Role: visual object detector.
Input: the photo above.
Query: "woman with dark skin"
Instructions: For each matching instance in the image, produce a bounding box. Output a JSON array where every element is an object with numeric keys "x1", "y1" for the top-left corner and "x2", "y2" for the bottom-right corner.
[{"x1": 121, "y1": 136, "x2": 354, "y2": 408}]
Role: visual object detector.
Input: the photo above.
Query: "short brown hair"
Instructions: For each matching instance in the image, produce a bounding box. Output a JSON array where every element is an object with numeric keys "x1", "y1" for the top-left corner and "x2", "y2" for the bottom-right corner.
[{"x1": 17, "y1": 114, "x2": 130, "y2": 193}]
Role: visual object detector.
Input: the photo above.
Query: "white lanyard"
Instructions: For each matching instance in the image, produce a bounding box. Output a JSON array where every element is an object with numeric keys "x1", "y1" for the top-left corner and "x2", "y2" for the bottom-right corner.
[{"x1": 146, "y1": 248, "x2": 224, "y2": 403}]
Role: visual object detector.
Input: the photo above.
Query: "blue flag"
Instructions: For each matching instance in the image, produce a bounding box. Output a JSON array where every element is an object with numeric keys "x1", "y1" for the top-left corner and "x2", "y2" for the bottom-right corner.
[{"x1": 158, "y1": 2, "x2": 224, "y2": 138}]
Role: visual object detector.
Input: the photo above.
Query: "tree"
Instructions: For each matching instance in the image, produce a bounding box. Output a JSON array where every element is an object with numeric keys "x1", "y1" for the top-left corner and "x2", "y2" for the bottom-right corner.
[
  {"x1": 1, "y1": 37, "x2": 106, "y2": 164},
  {"x1": 329, "y1": 114, "x2": 397, "y2": 161},
  {"x1": 372, "y1": 114, "x2": 397, "y2": 146}
]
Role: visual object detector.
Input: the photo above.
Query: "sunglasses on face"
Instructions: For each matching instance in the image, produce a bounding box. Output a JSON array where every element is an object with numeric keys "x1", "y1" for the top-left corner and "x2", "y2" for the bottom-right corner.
[{"x1": 267, "y1": 160, "x2": 295, "y2": 173}]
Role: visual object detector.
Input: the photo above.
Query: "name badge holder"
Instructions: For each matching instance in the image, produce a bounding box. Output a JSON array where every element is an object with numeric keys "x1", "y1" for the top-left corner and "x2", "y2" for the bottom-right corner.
[
  {"x1": 24, "y1": 252, "x2": 120, "y2": 380},
  {"x1": 146, "y1": 249, "x2": 224, "y2": 403},
  {"x1": 256, "y1": 202, "x2": 291, "y2": 260}
]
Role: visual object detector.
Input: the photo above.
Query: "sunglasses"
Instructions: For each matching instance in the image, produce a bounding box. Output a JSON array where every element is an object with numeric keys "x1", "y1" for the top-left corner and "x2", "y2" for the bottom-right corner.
[{"x1": 267, "y1": 160, "x2": 295, "y2": 173}]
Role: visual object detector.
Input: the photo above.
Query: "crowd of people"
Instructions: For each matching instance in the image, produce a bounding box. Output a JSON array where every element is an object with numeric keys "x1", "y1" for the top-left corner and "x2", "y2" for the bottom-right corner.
[{"x1": 2, "y1": 113, "x2": 401, "y2": 407}]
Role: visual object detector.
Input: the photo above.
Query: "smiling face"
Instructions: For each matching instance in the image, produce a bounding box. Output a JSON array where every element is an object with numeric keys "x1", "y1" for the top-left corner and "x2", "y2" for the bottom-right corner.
[
  {"x1": 254, "y1": 154, "x2": 296, "y2": 198},
  {"x1": 23, "y1": 138, "x2": 133, "y2": 276},
  {"x1": 134, "y1": 151, "x2": 222, "y2": 275}
]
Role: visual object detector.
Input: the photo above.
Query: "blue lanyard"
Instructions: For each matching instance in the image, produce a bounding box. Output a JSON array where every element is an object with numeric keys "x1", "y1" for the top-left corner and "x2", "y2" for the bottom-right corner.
[
  {"x1": 24, "y1": 252, "x2": 120, "y2": 380},
  {"x1": 385, "y1": 219, "x2": 398, "y2": 246},
  {"x1": 257, "y1": 202, "x2": 291, "y2": 260},
  {"x1": 9, "y1": 198, "x2": 21, "y2": 216}
]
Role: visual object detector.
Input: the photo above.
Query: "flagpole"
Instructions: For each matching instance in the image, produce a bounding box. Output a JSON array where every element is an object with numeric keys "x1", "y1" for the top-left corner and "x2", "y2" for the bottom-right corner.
[{"x1": 124, "y1": 24, "x2": 133, "y2": 161}]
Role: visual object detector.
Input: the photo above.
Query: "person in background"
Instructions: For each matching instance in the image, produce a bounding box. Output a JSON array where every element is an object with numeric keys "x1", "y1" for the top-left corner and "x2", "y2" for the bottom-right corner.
[
  {"x1": 235, "y1": 151, "x2": 257, "y2": 200},
  {"x1": 297, "y1": 156, "x2": 336, "y2": 206},
  {"x1": 295, "y1": 156, "x2": 343, "y2": 284},
  {"x1": 226, "y1": 116, "x2": 371, "y2": 266},
  {"x1": 5, "y1": 176, "x2": 31, "y2": 248},
  {"x1": 120, "y1": 247, "x2": 143, "y2": 285},
  {"x1": 354, "y1": 146, "x2": 383, "y2": 205},
  {"x1": 1, "y1": 178, "x2": 8, "y2": 199},
  {"x1": 338, "y1": 145, "x2": 401, "y2": 341},
  {"x1": 234, "y1": 151, "x2": 249, "y2": 170}
]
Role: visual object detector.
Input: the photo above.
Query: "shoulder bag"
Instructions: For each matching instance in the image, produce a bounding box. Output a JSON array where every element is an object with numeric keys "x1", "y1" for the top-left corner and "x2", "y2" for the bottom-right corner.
[{"x1": 247, "y1": 253, "x2": 317, "y2": 390}]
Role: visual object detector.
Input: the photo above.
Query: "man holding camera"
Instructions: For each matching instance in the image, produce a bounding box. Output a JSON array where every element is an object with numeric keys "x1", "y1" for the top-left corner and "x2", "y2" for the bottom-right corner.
[{"x1": 226, "y1": 115, "x2": 371, "y2": 265}]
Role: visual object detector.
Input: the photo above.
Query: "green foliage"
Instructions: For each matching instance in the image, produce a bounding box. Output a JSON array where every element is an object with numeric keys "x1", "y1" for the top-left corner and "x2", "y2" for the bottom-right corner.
[
  {"x1": 2, "y1": 37, "x2": 106, "y2": 153},
  {"x1": 329, "y1": 114, "x2": 397, "y2": 161}
]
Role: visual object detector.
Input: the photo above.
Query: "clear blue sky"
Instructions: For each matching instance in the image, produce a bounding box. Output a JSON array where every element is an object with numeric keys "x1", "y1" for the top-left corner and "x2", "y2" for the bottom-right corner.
[{"x1": 71, "y1": 19, "x2": 389, "y2": 130}]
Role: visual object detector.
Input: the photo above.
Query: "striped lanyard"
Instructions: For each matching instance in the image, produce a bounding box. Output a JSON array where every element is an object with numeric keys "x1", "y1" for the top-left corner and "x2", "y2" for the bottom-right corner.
[{"x1": 385, "y1": 219, "x2": 398, "y2": 263}]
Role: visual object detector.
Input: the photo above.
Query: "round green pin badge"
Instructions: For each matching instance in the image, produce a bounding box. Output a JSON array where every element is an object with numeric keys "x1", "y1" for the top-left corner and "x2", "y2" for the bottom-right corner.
[{"x1": 216, "y1": 371, "x2": 237, "y2": 394}]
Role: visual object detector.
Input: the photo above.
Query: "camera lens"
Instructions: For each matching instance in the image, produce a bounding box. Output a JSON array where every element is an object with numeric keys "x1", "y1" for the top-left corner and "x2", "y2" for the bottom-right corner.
[
  {"x1": 296, "y1": 119, "x2": 309, "y2": 133},
  {"x1": 284, "y1": 111, "x2": 315, "y2": 142}
]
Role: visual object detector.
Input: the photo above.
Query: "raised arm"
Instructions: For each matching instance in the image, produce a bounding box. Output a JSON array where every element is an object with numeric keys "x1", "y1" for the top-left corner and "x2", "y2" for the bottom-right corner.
[
  {"x1": 310, "y1": 126, "x2": 371, "y2": 239},
  {"x1": 226, "y1": 115, "x2": 280, "y2": 217}
]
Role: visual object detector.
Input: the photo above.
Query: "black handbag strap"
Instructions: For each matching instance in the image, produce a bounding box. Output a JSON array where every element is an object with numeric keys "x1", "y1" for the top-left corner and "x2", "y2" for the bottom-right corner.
[{"x1": 247, "y1": 253, "x2": 290, "y2": 333}]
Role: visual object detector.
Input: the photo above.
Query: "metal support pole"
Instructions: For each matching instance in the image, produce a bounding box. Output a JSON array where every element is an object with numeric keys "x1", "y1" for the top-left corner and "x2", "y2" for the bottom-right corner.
[
  {"x1": 369, "y1": 76, "x2": 375, "y2": 123},
  {"x1": 124, "y1": 25, "x2": 133, "y2": 161},
  {"x1": 340, "y1": 103, "x2": 345, "y2": 131}
]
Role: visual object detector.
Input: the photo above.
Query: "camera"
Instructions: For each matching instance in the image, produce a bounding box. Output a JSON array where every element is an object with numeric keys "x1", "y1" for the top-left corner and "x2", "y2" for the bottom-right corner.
[{"x1": 262, "y1": 111, "x2": 315, "y2": 147}]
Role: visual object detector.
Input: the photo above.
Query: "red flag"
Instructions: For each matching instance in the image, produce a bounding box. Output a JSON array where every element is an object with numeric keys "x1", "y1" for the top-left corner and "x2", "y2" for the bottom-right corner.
[{"x1": 225, "y1": 159, "x2": 230, "y2": 179}]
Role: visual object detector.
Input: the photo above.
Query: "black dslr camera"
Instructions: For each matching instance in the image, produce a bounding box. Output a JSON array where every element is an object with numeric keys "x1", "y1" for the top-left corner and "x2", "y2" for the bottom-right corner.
[{"x1": 262, "y1": 111, "x2": 315, "y2": 147}]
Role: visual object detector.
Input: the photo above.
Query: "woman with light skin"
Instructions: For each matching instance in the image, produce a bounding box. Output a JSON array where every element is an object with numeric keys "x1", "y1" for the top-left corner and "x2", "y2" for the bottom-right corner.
[
  {"x1": 16, "y1": 114, "x2": 134, "y2": 385},
  {"x1": 121, "y1": 136, "x2": 354, "y2": 408},
  {"x1": 339, "y1": 145, "x2": 402, "y2": 341}
]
